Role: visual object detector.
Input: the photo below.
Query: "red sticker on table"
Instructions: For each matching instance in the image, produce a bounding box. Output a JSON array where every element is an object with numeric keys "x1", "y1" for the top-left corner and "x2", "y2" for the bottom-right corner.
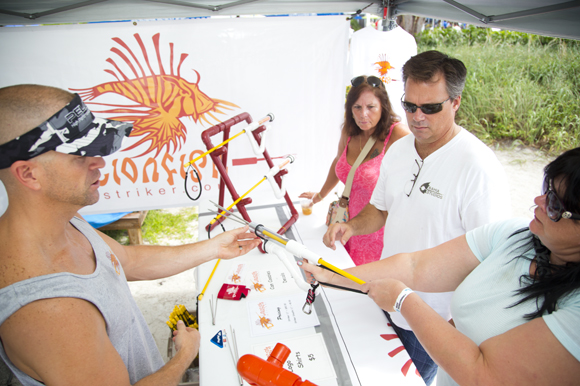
[{"x1": 217, "y1": 283, "x2": 250, "y2": 300}]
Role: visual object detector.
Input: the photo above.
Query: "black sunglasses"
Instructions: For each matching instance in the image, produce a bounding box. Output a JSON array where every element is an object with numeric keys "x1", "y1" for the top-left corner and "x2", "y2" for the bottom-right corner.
[
  {"x1": 545, "y1": 180, "x2": 580, "y2": 222},
  {"x1": 401, "y1": 95, "x2": 452, "y2": 115},
  {"x1": 351, "y1": 75, "x2": 382, "y2": 88},
  {"x1": 404, "y1": 159, "x2": 423, "y2": 197}
]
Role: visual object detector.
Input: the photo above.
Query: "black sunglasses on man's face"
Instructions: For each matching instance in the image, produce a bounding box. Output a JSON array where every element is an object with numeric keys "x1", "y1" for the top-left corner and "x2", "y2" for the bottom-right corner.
[{"x1": 401, "y1": 95, "x2": 451, "y2": 115}]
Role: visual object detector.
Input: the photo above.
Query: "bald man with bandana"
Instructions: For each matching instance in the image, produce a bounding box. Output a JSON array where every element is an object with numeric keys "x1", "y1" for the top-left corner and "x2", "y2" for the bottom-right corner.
[{"x1": 0, "y1": 84, "x2": 261, "y2": 386}]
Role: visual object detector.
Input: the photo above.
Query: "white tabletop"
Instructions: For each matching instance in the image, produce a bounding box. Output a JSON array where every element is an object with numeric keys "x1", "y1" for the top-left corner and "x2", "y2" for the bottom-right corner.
[{"x1": 195, "y1": 199, "x2": 426, "y2": 386}]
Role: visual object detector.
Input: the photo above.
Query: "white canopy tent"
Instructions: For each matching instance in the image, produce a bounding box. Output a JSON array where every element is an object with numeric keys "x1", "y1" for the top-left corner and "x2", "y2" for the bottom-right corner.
[{"x1": 1, "y1": 0, "x2": 579, "y2": 40}]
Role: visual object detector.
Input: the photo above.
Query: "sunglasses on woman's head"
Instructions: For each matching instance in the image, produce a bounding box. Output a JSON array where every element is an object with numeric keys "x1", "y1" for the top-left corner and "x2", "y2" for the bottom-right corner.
[
  {"x1": 545, "y1": 180, "x2": 580, "y2": 222},
  {"x1": 351, "y1": 75, "x2": 382, "y2": 88},
  {"x1": 401, "y1": 95, "x2": 451, "y2": 115}
]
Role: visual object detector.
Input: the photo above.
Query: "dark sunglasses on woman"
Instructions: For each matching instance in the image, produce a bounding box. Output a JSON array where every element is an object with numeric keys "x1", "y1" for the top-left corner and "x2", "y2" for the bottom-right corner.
[
  {"x1": 545, "y1": 180, "x2": 580, "y2": 222},
  {"x1": 351, "y1": 75, "x2": 383, "y2": 88},
  {"x1": 401, "y1": 95, "x2": 451, "y2": 115}
]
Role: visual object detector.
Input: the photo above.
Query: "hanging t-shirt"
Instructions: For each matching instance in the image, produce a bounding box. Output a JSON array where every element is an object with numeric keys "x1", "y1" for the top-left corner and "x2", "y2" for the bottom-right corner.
[{"x1": 348, "y1": 26, "x2": 417, "y2": 123}]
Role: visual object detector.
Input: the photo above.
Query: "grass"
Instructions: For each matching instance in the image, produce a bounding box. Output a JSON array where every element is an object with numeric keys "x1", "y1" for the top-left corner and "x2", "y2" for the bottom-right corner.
[
  {"x1": 102, "y1": 207, "x2": 198, "y2": 245},
  {"x1": 417, "y1": 26, "x2": 580, "y2": 153}
]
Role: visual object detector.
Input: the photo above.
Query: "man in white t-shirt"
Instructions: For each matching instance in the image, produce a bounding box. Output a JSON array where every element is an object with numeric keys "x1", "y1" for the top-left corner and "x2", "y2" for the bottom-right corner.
[{"x1": 323, "y1": 50, "x2": 511, "y2": 385}]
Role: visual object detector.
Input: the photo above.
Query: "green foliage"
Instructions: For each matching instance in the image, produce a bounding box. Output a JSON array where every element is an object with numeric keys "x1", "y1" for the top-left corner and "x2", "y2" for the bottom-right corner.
[
  {"x1": 102, "y1": 229, "x2": 129, "y2": 245},
  {"x1": 102, "y1": 207, "x2": 198, "y2": 245},
  {"x1": 417, "y1": 26, "x2": 580, "y2": 153},
  {"x1": 350, "y1": 18, "x2": 363, "y2": 31},
  {"x1": 142, "y1": 207, "x2": 198, "y2": 244},
  {"x1": 419, "y1": 25, "x2": 580, "y2": 48}
]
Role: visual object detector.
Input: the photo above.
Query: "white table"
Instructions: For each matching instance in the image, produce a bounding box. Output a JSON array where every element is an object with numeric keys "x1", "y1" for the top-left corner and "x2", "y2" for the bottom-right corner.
[{"x1": 195, "y1": 200, "x2": 426, "y2": 386}]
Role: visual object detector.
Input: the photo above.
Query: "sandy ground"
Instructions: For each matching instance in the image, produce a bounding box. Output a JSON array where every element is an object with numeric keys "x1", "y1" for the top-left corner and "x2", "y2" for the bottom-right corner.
[
  {"x1": 127, "y1": 207, "x2": 200, "y2": 364},
  {"x1": 128, "y1": 144, "x2": 554, "y2": 365},
  {"x1": 491, "y1": 144, "x2": 553, "y2": 219}
]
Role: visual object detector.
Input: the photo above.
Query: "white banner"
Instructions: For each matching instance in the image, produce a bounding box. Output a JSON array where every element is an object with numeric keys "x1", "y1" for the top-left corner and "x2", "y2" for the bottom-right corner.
[{"x1": 0, "y1": 16, "x2": 349, "y2": 214}]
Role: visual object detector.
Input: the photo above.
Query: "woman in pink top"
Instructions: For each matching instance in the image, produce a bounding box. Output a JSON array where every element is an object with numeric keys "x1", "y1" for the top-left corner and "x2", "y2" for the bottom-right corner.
[{"x1": 300, "y1": 75, "x2": 409, "y2": 265}]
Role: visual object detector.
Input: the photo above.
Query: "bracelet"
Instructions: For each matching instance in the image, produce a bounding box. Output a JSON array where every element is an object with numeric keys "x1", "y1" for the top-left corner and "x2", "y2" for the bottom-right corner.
[
  {"x1": 317, "y1": 192, "x2": 323, "y2": 200},
  {"x1": 394, "y1": 288, "x2": 414, "y2": 313}
]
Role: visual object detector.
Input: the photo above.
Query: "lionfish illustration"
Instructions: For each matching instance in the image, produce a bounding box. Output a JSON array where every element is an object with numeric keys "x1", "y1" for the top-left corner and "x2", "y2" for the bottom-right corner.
[
  {"x1": 381, "y1": 332, "x2": 421, "y2": 377},
  {"x1": 374, "y1": 54, "x2": 395, "y2": 77},
  {"x1": 257, "y1": 314, "x2": 274, "y2": 329},
  {"x1": 107, "y1": 251, "x2": 121, "y2": 276},
  {"x1": 70, "y1": 33, "x2": 239, "y2": 157},
  {"x1": 252, "y1": 281, "x2": 266, "y2": 292}
]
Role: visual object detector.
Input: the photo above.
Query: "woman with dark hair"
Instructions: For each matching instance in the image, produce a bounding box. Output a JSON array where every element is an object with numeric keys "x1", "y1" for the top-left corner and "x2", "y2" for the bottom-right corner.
[
  {"x1": 300, "y1": 75, "x2": 409, "y2": 265},
  {"x1": 300, "y1": 147, "x2": 580, "y2": 385}
]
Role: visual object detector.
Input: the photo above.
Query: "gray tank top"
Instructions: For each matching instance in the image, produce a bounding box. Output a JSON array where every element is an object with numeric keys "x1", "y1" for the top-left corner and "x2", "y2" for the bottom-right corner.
[{"x1": 0, "y1": 217, "x2": 164, "y2": 385}]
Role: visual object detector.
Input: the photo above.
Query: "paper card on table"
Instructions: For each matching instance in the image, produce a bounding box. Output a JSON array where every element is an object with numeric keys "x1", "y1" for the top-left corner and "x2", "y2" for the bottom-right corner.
[
  {"x1": 225, "y1": 263, "x2": 246, "y2": 284},
  {"x1": 252, "y1": 333, "x2": 336, "y2": 383},
  {"x1": 247, "y1": 293, "x2": 319, "y2": 336},
  {"x1": 247, "y1": 270, "x2": 268, "y2": 293},
  {"x1": 246, "y1": 267, "x2": 297, "y2": 295}
]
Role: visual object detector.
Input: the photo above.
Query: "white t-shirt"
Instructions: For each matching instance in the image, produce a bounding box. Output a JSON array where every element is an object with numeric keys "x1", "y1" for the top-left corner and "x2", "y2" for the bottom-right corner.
[
  {"x1": 348, "y1": 26, "x2": 417, "y2": 123},
  {"x1": 370, "y1": 129, "x2": 512, "y2": 329},
  {"x1": 0, "y1": 181, "x2": 7, "y2": 217},
  {"x1": 437, "y1": 218, "x2": 580, "y2": 385}
]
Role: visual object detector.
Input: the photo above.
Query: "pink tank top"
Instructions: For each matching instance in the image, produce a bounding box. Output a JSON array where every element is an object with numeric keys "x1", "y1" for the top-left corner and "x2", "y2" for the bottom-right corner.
[{"x1": 334, "y1": 123, "x2": 395, "y2": 265}]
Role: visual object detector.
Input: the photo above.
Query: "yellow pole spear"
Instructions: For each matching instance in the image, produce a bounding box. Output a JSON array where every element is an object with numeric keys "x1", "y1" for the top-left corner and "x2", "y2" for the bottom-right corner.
[{"x1": 184, "y1": 114, "x2": 274, "y2": 169}]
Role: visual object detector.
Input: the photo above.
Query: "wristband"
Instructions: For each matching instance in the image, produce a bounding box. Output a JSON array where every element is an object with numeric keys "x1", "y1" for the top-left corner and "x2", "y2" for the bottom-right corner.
[
  {"x1": 394, "y1": 287, "x2": 413, "y2": 313},
  {"x1": 317, "y1": 192, "x2": 323, "y2": 200}
]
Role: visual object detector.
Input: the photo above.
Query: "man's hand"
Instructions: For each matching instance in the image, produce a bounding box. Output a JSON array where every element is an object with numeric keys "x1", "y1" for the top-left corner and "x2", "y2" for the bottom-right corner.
[
  {"x1": 323, "y1": 223, "x2": 353, "y2": 250},
  {"x1": 172, "y1": 320, "x2": 200, "y2": 356},
  {"x1": 214, "y1": 225, "x2": 262, "y2": 260}
]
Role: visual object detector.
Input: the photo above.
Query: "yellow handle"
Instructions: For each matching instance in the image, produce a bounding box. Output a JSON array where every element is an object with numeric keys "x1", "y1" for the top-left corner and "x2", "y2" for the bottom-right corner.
[
  {"x1": 184, "y1": 114, "x2": 273, "y2": 169},
  {"x1": 260, "y1": 229, "x2": 289, "y2": 246},
  {"x1": 318, "y1": 258, "x2": 366, "y2": 285},
  {"x1": 197, "y1": 259, "x2": 221, "y2": 301},
  {"x1": 184, "y1": 130, "x2": 246, "y2": 168},
  {"x1": 209, "y1": 177, "x2": 267, "y2": 225}
]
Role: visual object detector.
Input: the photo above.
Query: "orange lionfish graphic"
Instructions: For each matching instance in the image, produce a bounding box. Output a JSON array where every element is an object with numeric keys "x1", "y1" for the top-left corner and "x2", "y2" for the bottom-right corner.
[
  {"x1": 71, "y1": 33, "x2": 239, "y2": 157},
  {"x1": 374, "y1": 54, "x2": 396, "y2": 84},
  {"x1": 231, "y1": 273, "x2": 242, "y2": 284},
  {"x1": 252, "y1": 281, "x2": 266, "y2": 292},
  {"x1": 381, "y1": 331, "x2": 421, "y2": 378},
  {"x1": 107, "y1": 250, "x2": 121, "y2": 276},
  {"x1": 257, "y1": 314, "x2": 274, "y2": 329}
]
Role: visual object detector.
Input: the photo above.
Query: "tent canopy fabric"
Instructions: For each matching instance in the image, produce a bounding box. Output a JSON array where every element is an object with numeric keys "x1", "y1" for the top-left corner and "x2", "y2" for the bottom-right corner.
[
  {"x1": 1, "y1": 0, "x2": 579, "y2": 40},
  {"x1": 394, "y1": 0, "x2": 580, "y2": 41}
]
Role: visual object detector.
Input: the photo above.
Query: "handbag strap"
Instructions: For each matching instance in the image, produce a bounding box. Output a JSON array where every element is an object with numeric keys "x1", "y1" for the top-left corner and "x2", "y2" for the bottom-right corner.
[{"x1": 339, "y1": 136, "x2": 377, "y2": 205}]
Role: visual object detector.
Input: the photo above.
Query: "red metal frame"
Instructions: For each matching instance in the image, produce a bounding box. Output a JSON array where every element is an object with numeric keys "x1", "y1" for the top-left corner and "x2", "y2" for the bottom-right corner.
[{"x1": 200, "y1": 112, "x2": 298, "y2": 247}]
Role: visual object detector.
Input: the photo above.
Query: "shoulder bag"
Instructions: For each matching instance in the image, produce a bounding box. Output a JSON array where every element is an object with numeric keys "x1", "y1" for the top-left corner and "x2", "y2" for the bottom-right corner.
[{"x1": 326, "y1": 136, "x2": 377, "y2": 226}]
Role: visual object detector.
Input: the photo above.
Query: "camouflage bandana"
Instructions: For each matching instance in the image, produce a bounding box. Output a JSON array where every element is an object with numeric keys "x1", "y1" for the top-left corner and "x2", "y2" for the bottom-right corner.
[{"x1": 0, "y1": 93, "x2": 132, "y2": 169}]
